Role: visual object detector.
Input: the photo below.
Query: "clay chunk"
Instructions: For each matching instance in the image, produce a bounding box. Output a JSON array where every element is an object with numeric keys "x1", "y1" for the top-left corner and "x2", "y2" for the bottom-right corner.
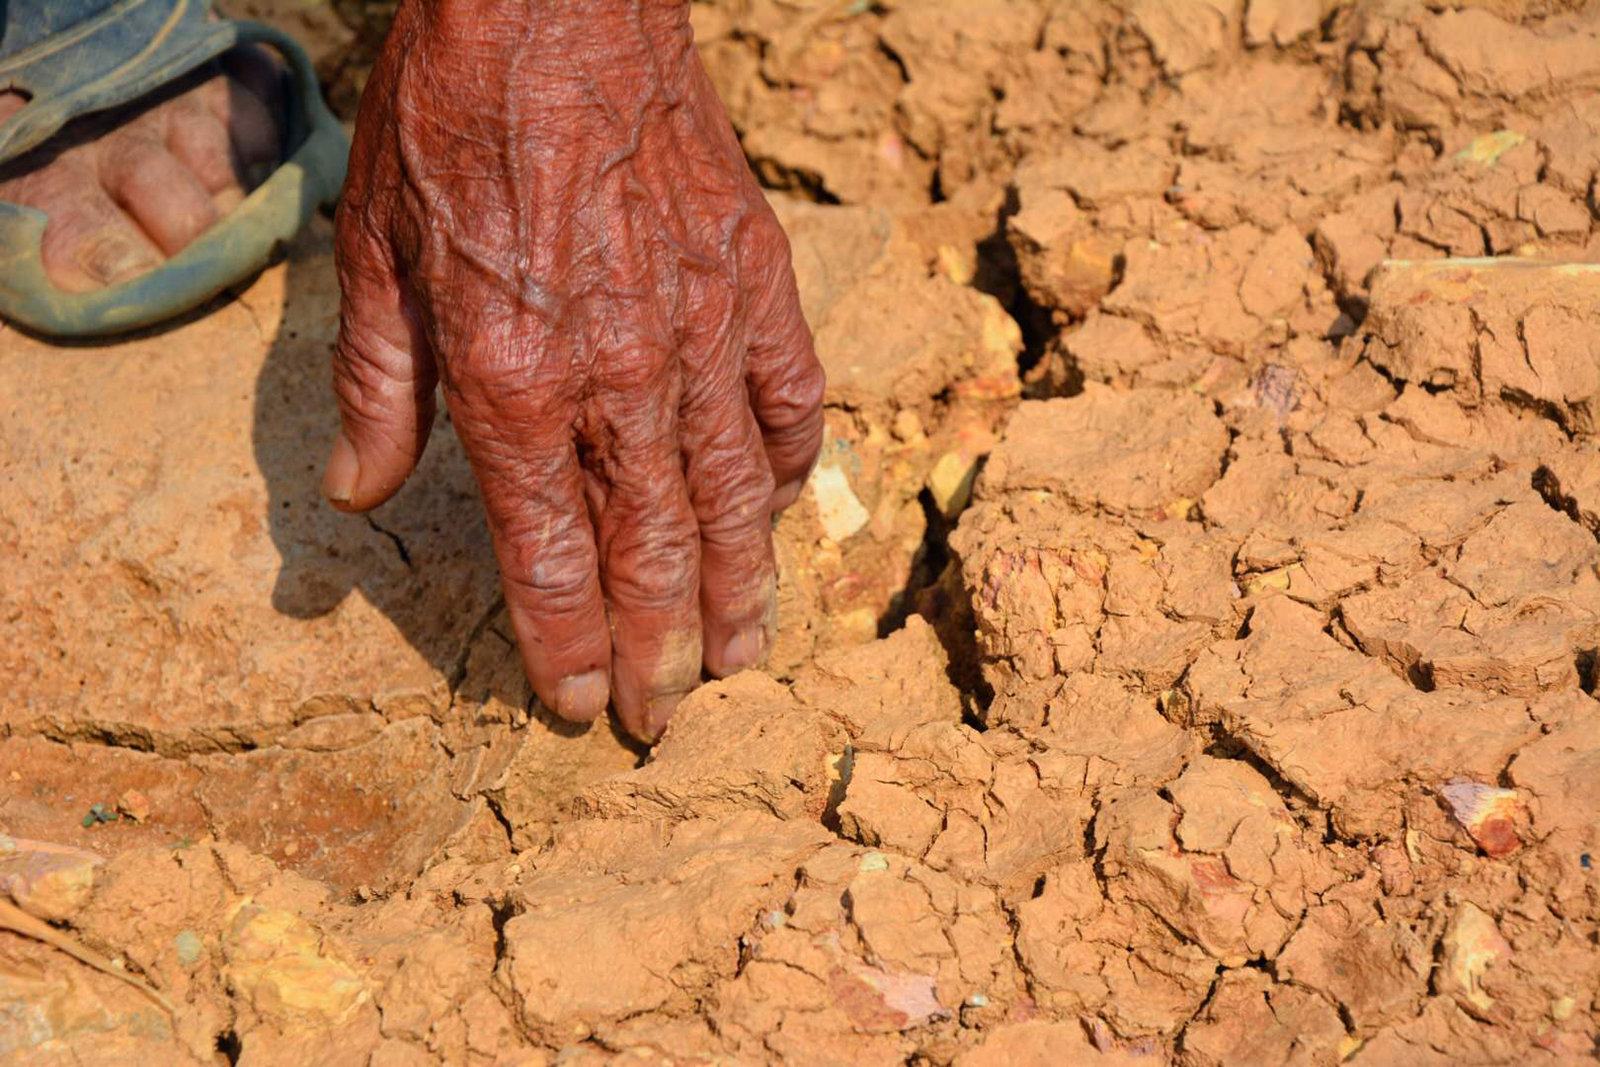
[{"x1": 1364, "y1": 259, "x2": 1600, "y2": 434}]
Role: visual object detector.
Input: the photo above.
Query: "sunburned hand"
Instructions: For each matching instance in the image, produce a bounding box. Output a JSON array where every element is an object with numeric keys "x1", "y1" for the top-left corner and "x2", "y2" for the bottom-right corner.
[{"x1": 324, "y1": 0, "x2": 824, "y2": 740}]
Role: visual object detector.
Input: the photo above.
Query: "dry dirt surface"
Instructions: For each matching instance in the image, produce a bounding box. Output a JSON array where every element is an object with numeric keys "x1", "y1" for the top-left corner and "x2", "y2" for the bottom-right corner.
[{"x1": 5, "y1": 1, "x2": 1600, "y2": 1063}]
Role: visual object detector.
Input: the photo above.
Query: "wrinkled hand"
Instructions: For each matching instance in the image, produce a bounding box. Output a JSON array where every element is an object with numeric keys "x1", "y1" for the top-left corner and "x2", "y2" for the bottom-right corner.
[{"x1": 323, "y1": 0, "x2": 824, "y2": 740}]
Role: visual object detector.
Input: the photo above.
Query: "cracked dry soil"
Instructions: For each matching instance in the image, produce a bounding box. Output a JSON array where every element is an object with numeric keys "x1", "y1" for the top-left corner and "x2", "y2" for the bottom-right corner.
[{"x1": 5, "y1": 0, "x2": 1600, "y2": 1063}]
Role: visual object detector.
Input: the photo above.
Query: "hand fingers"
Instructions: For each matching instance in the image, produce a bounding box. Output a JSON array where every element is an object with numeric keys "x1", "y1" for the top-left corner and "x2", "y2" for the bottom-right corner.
[
  {"x1": 685, "y1": 398, "x2": 778, "y2": 679},
  {"x1": 678, "y1": 288, "x2": 778, "y2": 680},
  {"x1": 740, "y1": 210, "x2": 825, "y2": 513},
  {"x1": 586, "y1": 350, "x2": 704, "y2": 741},
  {"x1": 448, "y1": 373, "x2": 613, "y2": 724},
  {"x1": 325, "y1": 211, "x2": 438, "y2": 511}
]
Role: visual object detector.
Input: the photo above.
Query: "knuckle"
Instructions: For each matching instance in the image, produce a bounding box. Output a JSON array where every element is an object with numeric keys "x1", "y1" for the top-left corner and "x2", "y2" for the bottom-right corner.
[
  {"x1": 330, "y1": 365, "x2": 409, "y2": 442},
  {"x1": 501, "y1": 565, "x2": 596, "y2": 620},
  {"x1": 785, "y1": 354, "x2": 828, "y2": 414},
  {"x1": 604, "y1": 514, "x2": 699, "y2": 612},
  {"x1": 742, "y1": 206, "x2": 795, "y2": 269},
  {"x1": 453, "y1": 389, "x2": 574, "y2": 468},
  {"x1": 682, "y1": 264, "x2": 739, "y2": 325},
  {"x1": 101, "y1": 135, "x2": 165, "y2": 180},
  {"x1": 684, "y1": 375, "x2": 743, "y2": 422},
  {"x1": 498, "y1": 518, "x2": 599, "y2": 618},
  {"x1": 749, "y1": 245, "x2": 804, "y2": 313},
  {"x1": 758, "y1": 352, "x2": 827, "y2": 433},
  {"x1": 334, "y1": 320, "x2": 418, "y2": 388},
  {"x1": 596, "y1": 343, "x2": 674, "y2": 396},
  {"x1": 696, "y1": 460, "x2": 776, "y2": 544},
  {"x1": 331, "y1": 346, "x2": 428, "y2": 449}
]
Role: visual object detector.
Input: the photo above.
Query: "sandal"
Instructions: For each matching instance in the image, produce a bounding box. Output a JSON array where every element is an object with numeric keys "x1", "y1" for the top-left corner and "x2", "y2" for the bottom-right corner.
[{"x1": 0, "y1": 0, "x2": 348, "y2": 336}]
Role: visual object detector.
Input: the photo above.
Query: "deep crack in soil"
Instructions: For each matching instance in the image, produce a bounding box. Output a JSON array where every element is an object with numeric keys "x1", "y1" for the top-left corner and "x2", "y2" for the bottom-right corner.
[{"x1": 4, "y1": 0, "x2": 1600, "y2": 1063}]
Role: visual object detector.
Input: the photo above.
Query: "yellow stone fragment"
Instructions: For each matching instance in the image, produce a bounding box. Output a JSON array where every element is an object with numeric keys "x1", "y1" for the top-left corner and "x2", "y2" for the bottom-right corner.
[
  {"x1": 223, "y1": 900, "x2": 369, "y2": 1025},
  {"x1": 937, "y1": 244, "x2": 975, "y2": 286},
  {"x1": 1454, "y1": 129, "x2": 1524, "y2": 166}
]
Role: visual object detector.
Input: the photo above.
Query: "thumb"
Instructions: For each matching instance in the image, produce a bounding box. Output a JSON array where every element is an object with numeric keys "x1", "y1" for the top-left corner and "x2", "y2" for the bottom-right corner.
[{"x1": 323, "y1": 226, "x2": 438, "y2": 512}]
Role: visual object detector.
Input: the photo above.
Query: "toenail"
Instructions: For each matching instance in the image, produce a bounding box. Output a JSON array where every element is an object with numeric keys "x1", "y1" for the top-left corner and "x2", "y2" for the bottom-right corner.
[
  {"x1": 321, "y1": 431, "x2": 360, "y2": 505},
  {"x1": 554, "y1": 670, "x2": 609, "y2": 722},
  {"x1": 79, "y1": 234, "x2": 154, "y2": 284},
  {"x1": 721, "y1": 626, "x2": 764, "y2": 675},
  {"x1": 642, "y1": 692, "x2": 688, "y2": 742}
]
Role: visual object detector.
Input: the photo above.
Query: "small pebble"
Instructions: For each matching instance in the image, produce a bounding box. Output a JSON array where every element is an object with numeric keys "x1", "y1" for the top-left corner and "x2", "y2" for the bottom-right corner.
[
  {"x1": 174, "y1": 930, "x2": 204, "y2": 968},
  {"x1": 117, "y1": 789, "x2": 152, "y2": 822}
]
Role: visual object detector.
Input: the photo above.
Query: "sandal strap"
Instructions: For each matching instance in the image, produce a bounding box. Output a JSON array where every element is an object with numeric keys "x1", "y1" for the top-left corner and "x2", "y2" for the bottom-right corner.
[{"x1": 0, "y1": 0, "x2": 237, "y2": 164}]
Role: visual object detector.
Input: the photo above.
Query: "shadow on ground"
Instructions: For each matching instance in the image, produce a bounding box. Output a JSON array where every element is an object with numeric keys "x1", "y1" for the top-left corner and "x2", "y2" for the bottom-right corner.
[{"x1": 249, "y1": 221, "x2": 507, "y2": 693}]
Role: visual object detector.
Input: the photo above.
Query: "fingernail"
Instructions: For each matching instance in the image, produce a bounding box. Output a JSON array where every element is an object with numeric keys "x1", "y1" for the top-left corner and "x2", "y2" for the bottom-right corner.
[
  {"x1": 771, "y1": 479, "x2": 805, "y2": 515},
  {"x1": 721, "y1": 626, "x2": 764, "y2": 675},
  {"x1": 321, "y1": 431, "x2": 360, "y2": 505},
  {"x1": 554, "y1": 670, "x2": 609, "y2": 722},
  {"x1": 642, "y1": 692, "x2": 687, "y2": 742}
]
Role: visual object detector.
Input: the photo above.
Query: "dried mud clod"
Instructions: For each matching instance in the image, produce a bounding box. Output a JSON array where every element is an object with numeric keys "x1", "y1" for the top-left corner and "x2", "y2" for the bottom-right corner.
[{"x1": 7, "y1": 0, "x2": 1600, "y2": 1064}]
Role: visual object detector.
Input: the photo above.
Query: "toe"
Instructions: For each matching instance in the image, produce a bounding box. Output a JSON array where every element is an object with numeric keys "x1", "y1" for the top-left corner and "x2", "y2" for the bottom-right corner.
[
  {"x1": 0, "y1": 90, "x2": 26, "y2": 123},
  {"x1": 99, "y1": 137, "x2": 220, "y2": 256},
  {"x1": 222, "y1": 46, "x2": 288, "y2": 117},
  {"x1": 205, "y1": 57, "x2": 283, "y2": 182},
  {"x1": 8, "y1": 156, "x2": 164, "y2": 291},
  {"x1": 0, "y1": 59, "x2": 288, "y2": 294},
  {"x1": 72, "y1": 226, "x2": 163, "y2": 288},
  {"x1": 164, "y1": 94, "x2": 248, "y2": 198}
]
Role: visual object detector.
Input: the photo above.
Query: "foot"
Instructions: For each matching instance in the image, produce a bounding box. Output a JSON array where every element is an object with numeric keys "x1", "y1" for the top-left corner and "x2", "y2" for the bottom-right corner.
[{"x1": 0, "y1": 50, "x2": 283, "y2": 293}]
